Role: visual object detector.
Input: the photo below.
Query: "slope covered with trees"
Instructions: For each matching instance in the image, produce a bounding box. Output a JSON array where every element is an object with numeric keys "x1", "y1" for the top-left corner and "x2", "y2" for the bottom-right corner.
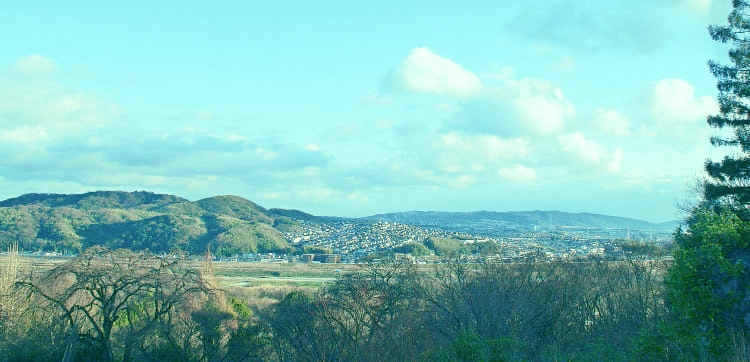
[{"x1": 0, "y1": 191, "x2": 296, "y2": 256}]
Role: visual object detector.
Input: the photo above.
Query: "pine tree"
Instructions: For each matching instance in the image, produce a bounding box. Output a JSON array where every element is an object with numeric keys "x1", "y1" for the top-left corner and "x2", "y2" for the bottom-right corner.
[
  {"x1": 705, "y1": 0, "x2": 750, "y2": 216},
  {"x1": 664, "y1": 2, "x2": 750, "y2": 355}
]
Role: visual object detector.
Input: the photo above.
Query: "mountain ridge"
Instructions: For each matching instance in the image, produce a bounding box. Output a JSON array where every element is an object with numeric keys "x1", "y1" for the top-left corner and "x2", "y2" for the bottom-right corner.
[
  {"x1": 364, "y1": 210, "x2": 680, "y2": 232},
  {"x1": 0, "y1": 191, "x2": 297, "y2": 256}
]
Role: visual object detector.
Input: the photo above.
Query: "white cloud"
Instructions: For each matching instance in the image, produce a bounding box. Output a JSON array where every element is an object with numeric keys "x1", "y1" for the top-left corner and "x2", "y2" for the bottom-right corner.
[
  {"x1": 0, "y1": 55, "x2": 336, "y2": 193},
  {"x1": 435, "y1": 132, "x2": 530, "y2": 173},
  {"x1": 592, "y1": 108, "x2": 631, "y2": 136},
  {"x1": 0, "y1": 126, "x2": 49, "y2": 144},
  {"x1": 387, "y1": 47, "x2": 482, "y2": 97},
  {"x1": 0, "y1": 74, "x2": 121, "y2": 130},
  {"x1": 557, "y1": 132, "x2": 623, "y2": 173},
  {"x1": 445, "y1": 77, "x2": 574, "y2": 137},
  {"x1": 11, "y1": 54, "x2": 56, "y2": 77},
  {"x1": 651, "y1": 78, "x2": 716, "y2": 125},
  {"x1": 647, "y1": 78, "x2": 717, "y2": 144},
  {"x1": 480, "y1": 66, "x2": 516, "y2": 81},
  {"x1": 511, "y1": 78, "x2": 574, "y2": 135},
  {"x1": 498, "y1": 165, "x2": 537, "y2": 183}
]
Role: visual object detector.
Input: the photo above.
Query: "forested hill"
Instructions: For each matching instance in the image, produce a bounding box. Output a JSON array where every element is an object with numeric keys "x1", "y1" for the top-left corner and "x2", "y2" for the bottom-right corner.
[
  {"x1": 365, "y1": 210, "x2": 679, "y2": 232},
  {"x1": 0, "y1": 191, "x2": 313, "y2": 256}
]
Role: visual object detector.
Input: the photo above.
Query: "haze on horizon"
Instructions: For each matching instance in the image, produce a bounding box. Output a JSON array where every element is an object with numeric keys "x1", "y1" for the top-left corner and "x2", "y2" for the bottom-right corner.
[{"x1": 0, "y1": 1, "x2": 732, "y2": 223}]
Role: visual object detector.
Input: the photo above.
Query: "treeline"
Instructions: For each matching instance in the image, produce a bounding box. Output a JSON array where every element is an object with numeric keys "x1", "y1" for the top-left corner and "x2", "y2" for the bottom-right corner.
[{"x1": 3, "y1": 245, "x2": 733, "y2": 361}]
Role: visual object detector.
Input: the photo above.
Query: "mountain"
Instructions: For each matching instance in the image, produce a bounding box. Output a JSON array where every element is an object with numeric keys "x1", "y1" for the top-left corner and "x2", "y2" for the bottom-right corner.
[
  {"x1": 0, "y1": 191, "x2": 187, "y2": 209},
  {"x1": 0, "y1": 191, "x2": 301, "y2": 256},
  {"x1": 364, "y1": 210, "x2": 680, "y2": 233}
]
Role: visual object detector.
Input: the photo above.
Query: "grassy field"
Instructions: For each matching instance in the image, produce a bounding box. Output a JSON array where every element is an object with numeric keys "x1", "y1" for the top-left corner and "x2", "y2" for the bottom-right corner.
[
  {"x1": 210, "y1": 261, "x2": 354, "y2": 279},
  {"x1": 206, "y1": 261, "x2": 358, "y2": 312}
]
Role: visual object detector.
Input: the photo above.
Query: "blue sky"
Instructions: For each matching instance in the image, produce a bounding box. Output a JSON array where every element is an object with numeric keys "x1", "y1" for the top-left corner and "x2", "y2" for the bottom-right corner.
[{"x1": 0, "y1": 0, "x2": 733, "y2": 222}]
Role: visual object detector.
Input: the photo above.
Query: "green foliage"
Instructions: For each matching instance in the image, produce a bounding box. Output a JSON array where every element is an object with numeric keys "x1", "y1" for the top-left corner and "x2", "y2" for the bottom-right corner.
[
  {"x1": 392, "y1": 241, "x2": 431, "y2": 256},
  {"x1": 228, "y1": 296, "x2": 254, "y2": 318},
  {"x1": 660, "y1": 4, "x2": 750, "y2": 357},
  {"x1": 272, "y1": 216, "x2": 301, "y2": 233},
  {"x1": 466, "y1": 240, "x2": 500, "y2": 256},
  {"x1": 212, "y1": 217, "x2": 290, "y2": 255},
  {"x1": 428, "y1": 330, "x2": 511, "y2": 362},
  {"x1": 425, "y1": 236, "x2": 465, "y2": 257},
  {"x1": 196, "y1": 195, "x2": 273, "y2": 224},
  {"x1": 666, "y1": 207, "x2": 750, "y2": 352},
  {"x1": 302, "y1": 245, "x2": 333, "y2": 254},
  {"x1": 617, "y1": 239, "x2": 666, "y2": 258}
]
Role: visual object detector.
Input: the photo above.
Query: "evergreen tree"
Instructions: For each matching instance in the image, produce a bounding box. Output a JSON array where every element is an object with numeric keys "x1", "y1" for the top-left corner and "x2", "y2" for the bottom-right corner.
[
  {"x1": 705, "y1": 0, "x2": 750, "y2": 215},
  {"x1": 665, "y1": 2, "x2": 750, "y2": 355},
  {"x1": 667, "y1": 208, "x2": 750, "y2": 353}
]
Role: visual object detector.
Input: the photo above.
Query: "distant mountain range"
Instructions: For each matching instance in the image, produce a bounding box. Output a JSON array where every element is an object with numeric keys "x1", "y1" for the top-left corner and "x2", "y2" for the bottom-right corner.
[
  {"x1": 364, "y1": 210, "x2": 680, "y2": 233},
  {"x1": 0, "y1": 191, "x2": 679, "y2": 256}
]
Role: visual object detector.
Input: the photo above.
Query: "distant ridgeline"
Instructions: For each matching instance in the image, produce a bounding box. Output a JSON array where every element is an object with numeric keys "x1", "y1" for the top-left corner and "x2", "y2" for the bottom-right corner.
[
  {"x1": 0, "y1": 191, "x2": 314, "y2": 256},
  {"x1": 365, "y1": 210, "x2": 679, "y2": 234}
]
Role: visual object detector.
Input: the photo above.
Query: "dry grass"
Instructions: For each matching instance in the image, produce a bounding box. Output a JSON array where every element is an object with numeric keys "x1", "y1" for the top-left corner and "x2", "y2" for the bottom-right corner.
[
  {"x1": 209, "y1": 261, "x2": 355, "y2": 278},
  {"x1": 223, "y1": 283, "x2": 310, "y2": 312},
  {"x1": 0, "y1": 243, "x2": 31, "y2": 335},
  {"x1": 194, "y1": 260, "x2": 342, "y2": 314},
  {"x1": 0, "y1": 242, "x2": 20, "y2": 295}
]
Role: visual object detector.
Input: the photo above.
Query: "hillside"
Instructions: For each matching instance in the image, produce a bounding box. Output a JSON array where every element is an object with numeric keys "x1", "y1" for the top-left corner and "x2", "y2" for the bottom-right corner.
[
  {"x1": 365, "y1": 210, "x2": 679, "y2": 233},
  {"x1": 0, "y1": 191, "x2": 299, "y2": 256}
]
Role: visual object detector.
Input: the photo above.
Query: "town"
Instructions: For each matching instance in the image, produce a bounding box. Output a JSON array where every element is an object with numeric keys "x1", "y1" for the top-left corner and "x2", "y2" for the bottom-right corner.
[{"x1": 225, "y1": 218, "x2": 675, "y2": 263}]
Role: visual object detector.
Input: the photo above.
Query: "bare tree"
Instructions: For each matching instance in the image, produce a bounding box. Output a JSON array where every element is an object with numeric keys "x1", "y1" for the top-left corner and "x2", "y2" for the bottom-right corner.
[{"x1": 17, "y1": 246, "x2": 211, "y2": 361}]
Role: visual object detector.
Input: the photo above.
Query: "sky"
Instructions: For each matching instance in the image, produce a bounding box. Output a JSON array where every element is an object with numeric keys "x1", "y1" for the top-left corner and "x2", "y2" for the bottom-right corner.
[{"x1": 0, "y1": 0, "x2": 736, "y2": 222}]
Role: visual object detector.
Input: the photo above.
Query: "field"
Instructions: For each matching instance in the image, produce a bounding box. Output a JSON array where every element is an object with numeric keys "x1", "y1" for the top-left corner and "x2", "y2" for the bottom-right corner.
[{"x1": 206, "y1": 261, "x2": 353, "y2": 310}]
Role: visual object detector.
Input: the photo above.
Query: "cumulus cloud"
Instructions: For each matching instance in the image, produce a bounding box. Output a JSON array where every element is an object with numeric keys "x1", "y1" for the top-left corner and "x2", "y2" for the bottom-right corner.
[
  {"x1": 591, "y1": 108, "x2": 631, "y2": 136},
  {"x1": 447, "y1": 77, "x2": 574, "y2": 136},
  {"x1": 648, "y1": 78, "x2": 717, "y2": 143},
  {"x1": 651, "y1": 78, "x2": 716, "y2": 125},
  {"x1": 511, "y1": 78, "x2": 574, "y2": 135},
  {"x1": 557, "y1": 132, "x2": 623, "y2": 173},
  {"x1": 498, "y1": 165, "x2": 537, "y2": 183},
  {"x1": 386, "y1": 47, "x2": 482, "y2": 97},
  {"x1": 433, "y1": 132, "x2": 530, "y2": 174}
]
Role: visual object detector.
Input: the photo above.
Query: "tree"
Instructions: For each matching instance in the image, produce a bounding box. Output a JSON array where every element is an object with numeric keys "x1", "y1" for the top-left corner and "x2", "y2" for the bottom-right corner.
[
  {"x1": 16, "y1": 247, "x2": 212, "y2": 361},
  {"x1": 704, "y1": 0, "x2": 750, "y2": 215},
  {"x1": 666, "y1": 208, "x2": 750, "y2": 355},
  {"x1": 664, "y1": 1, "x2": 750, "y2": 355}
]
